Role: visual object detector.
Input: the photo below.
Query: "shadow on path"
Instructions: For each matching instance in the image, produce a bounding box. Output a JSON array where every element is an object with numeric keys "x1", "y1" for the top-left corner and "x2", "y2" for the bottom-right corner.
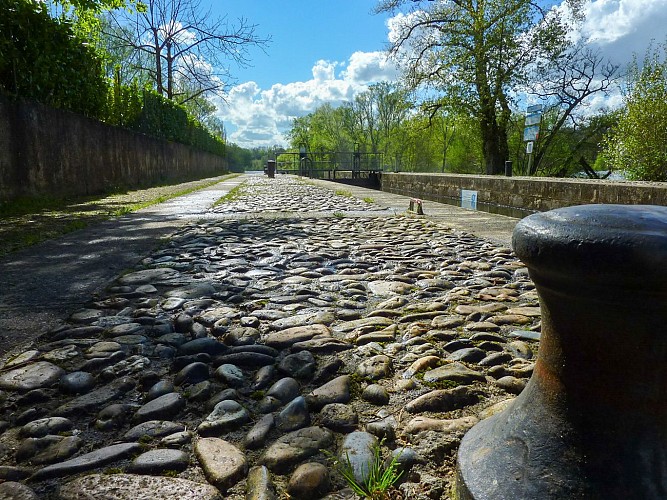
[{"x1": 0, "y1": 176, "x2": 245, "y2": 357}]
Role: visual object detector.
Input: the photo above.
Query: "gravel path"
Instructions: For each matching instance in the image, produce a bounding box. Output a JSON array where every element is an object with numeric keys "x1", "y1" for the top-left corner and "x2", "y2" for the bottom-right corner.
[{"x1": 0, "y1": 174, "x2": 529, "y2": 499}]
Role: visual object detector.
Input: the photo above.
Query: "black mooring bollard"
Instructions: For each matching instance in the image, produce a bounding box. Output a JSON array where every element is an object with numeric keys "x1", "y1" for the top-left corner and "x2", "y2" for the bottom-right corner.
[
  {"x1": 456, "y1": 204, "x2": 667, "y2": 499},
  {"x1": 266, "y1": 160, "x2": 276, "y2": 178},
  {"x1": 505, "y1": 160, "x2": 512, "y2": 177}
]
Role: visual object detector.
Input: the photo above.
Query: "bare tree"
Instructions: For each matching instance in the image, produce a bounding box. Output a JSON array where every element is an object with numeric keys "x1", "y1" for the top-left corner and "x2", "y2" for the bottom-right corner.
[
  {"x1": 527, "y1": 46, "x2": 620, "y2": 174},
  {"x1": 107, "y1": 0, "x2": 269, "y2": 105}
]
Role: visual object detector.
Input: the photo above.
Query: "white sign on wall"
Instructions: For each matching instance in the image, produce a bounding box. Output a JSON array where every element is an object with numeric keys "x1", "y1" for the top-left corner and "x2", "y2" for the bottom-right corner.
[{"x1": 461, "y1": 189, "x2": 478, "y2": 210}]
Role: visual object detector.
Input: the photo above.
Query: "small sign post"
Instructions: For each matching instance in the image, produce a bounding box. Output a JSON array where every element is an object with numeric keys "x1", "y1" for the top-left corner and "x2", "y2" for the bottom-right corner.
[
  {"x1": 524, "y1": 105, "x2": 542, "y2": 174},
  {"x1": 461, "y1": 189, "x2": 478, "y2": 210}
]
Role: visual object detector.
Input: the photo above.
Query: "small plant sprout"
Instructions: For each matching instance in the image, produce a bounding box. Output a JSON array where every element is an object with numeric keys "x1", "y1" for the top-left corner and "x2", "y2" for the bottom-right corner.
[{"x1": 324, "y1": 441, "x2": 403, "y2": 499}]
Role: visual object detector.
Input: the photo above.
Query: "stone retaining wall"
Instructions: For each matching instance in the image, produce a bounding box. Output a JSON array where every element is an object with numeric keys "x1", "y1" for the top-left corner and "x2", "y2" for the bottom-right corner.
[
  {"x1": 381, "y1": 172, "x2": 667, "y2": 212},
  {"x1": 0, "y1": 96, "x2": 227, "y2": 202}
]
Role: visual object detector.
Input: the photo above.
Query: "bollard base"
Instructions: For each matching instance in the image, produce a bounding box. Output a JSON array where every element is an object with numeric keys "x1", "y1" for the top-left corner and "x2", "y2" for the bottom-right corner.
[
  {"x1": 457, "y1": 204, "x2": 667, "y2": 500},
  {"x1": 456, "y1": 378, "x2": 587, "y2": 500}
]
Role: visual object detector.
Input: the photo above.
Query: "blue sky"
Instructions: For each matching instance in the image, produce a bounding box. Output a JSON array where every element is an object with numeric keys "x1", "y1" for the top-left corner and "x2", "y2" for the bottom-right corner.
[
  {"x1": 204, "y1": 0, "x2": 667, "y2": 149},
  {"x1": 207, "y1": 0, "x2": 399, "y2": 148},
  {"x1": 210, "y1": 0, "x2": 392, "y2": 89}
]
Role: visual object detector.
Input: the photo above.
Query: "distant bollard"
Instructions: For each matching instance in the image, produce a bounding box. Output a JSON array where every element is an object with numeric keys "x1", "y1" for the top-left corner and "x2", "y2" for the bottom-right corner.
[
  {"x1": 408, "y1": 198, "x2": 424, "y2": 215},
  {"x1": 266, "y1": 160, "x2": 276, "y2": 178},
  {"x1": 456, "y1": 204, "x2": 667, "y2": 499},
  {"x1": 504, "y1": 160, "x2": 512, "y2": 177}
]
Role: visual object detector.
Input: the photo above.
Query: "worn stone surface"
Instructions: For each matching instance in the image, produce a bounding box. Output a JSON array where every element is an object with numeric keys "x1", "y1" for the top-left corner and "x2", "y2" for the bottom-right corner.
[
  {"x1": 32, "y1": 443, "x2": 141, "y2": 480},
  {"x1": 195, "y1": 438, "x2": 247, "y2": 491},
  {"x1": 0, "y1": 362, "x2": 64, "y2": 391},
  {"x1": 0, "y1": 175, "x2": 537, "y2": 499},
  {"x1": 59, "y1": 474, "x2": 222, "y2": 499}
]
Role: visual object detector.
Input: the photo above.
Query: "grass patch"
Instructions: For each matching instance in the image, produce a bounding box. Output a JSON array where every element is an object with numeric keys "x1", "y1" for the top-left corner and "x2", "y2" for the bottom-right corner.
[
  {"x1": 0, "y1": 174, "x2": 237, "y2": 257},
  {"x1": 213, "y1": 182, "x2": 247, "y2": 206},
  {"x1": 335, "y1": 189, "x2": 353, "y2": 198},
  {"x1": 250, "y1": 390, "x2": 265, "y2": 400},
  {"x1": 363, "y1": 197, "x2": 375, "y2": 204},
  {"x1": 415, "y1": 371, "x2": 459, "y2": 390},
  {"x1": 333, "y1": 211, "x2": 346, "y2": 218},
  {"x1": 324, "y1": 439, "x2": 403, "y2": 499},
  {"x1": 104, "y1": 467, "x2": 123, "y2": 475}
]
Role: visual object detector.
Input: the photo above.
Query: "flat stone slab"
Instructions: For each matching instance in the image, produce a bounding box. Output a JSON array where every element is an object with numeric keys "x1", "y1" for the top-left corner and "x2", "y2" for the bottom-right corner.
[
  {"x1": 423, "y1": 362, "x2": 486, "y2": 385},
  {"x1": 333, "y1": 316, "x2": 394, "y2": 334},
  {"x1": 117, "y1": 268, "x2": 181, "y2": 285},
  {"x1": 128, "y1": 449, "x2": 189, "y2": 474},
  {"x1": 261, "y1": 426, "x2": 334, "y2": 473},
  {"x1": 123, "y1": 420, "x2": 186, "y2": 441},
  {"x1": 59, "y1": 473, "x2": 221, "y2": 499},
  {"x1": 263, "y1": 324, "x2": 331, "y2": 348},
  {"x1": 135, "y1": 392, "x2": 186, "y2": 422},
  {"x1": 32, "y1": 443, "x2": 141, "y2": 480},
  {"x1": 505, "y1": 306, "x2": 541, "y2": 317},
  {"x1": 403, "y1": 415, "x2": 479, "y2": 435},
  {"x1": 0, "y1": 361, "x2": 64, "y2": 391},
  {"x1": 195, "y1": 438, "x2": 247, "y2": 491},
  {"x1": 368, "y1": 280, "x2": 414, "y2": 296},
  {"x1": 54, "y1": 378, "x2": 134, "y2": 416},
  {"x1": 270, "y1": 311, "x2": 335, "y2": 330}
]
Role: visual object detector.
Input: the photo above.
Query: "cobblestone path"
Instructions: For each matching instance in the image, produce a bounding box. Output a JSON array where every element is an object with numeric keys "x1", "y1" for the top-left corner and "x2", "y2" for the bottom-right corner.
[{"x1": 0, "y1": 176, "x2": 538, "y2": 499}]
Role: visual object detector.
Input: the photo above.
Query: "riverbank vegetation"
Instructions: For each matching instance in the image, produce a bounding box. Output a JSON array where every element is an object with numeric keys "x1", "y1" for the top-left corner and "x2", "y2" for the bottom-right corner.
[{"x1": 284, "y1": 1, "x2": 667, "y2": 182}]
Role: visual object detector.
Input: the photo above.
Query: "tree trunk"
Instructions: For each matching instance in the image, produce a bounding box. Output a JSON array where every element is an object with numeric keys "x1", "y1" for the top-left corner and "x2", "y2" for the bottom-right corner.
[
  {"x1": 166, "y1": 42, "x2": 173, "y2": 100},
  {"x1": 480, "y1": 116, "x2": 508, "y2": 175},
  {"x1": 153, "y1": 29, "x2": 163, "y2": 96}
]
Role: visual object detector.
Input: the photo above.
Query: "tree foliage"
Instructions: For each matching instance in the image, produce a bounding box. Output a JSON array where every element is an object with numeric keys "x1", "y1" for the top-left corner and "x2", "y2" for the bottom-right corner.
[
  {"x1": 602, "y1": 43, "x2": 667, "y2": 181},
  {"x1": 286, "y1": 93, "x2": 486, "y2": 174},
  {"x1": 376, "y1": 0, "x2": 593, "y2": 174},
  {"x1": 1, "y1": 0, "x2": 234, "y2": 158},
  {"x1": 525, "y1": 46, "x2": 620, "y2": 175},
  {"x1": 288, "y1": 83, "x2": 411, "y2": 158},
  {"x1": 0, "y1": 0, "x2": 108, "y2": 117}
]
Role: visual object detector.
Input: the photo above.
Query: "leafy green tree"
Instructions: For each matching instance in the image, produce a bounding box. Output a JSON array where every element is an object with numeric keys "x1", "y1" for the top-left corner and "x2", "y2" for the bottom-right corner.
[
  {"x1": 226, "y1": 142, "x2": 253, "y2": 172},
  {"x1": 342, "y1": 83, "x2": 411, "y2": 155},
  {"x1": 376, "y1": 0, "x2": 583, "y2": 175},
  {"x1": 603, "y1": 43, "x2": 667, "y2": 181},
  {"x1": 49, "y1": 0, "x2": 129, "y2": 12},
  {"x1": 0, "y1": 0, "x2": 108, "y2": 117},
  {"x1": 287, "y1": 115, "x2": 313, "y2": 152}
]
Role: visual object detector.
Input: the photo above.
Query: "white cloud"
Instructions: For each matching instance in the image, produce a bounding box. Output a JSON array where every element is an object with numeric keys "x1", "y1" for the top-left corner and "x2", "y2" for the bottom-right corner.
[
  {"x1": 217, "y1": 53, "x2": 399, "y2": 148},
  {"x1": 578, "y1": 0, "x2": 667, "y2": 65},
  {"x1": 341, "y1": 51, "x2": 400, "y2": 83}
]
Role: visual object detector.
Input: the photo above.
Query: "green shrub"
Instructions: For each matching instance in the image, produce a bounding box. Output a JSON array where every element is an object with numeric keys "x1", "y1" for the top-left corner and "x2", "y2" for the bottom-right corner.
[{"x1": 0, "y1": 0, "x2": 107, "y2": 117}]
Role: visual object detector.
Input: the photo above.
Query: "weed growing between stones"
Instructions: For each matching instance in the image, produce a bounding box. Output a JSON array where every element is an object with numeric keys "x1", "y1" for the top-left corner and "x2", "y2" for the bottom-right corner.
[
  {"x1": 333, "y1": 212, "x2": 346, "y2": 218},
  {"x1": 335, "y1": 189, "x2": 353, "y2": 198},
  {"x1": 364, "y1": 197, "x2": 375, "y2": 204},
  {"x1": 213, "y1": 183, "x2": 247, "y2": 205},
  {"x1": 323, "y1": 441, "x2": 403, "y2": 499}
]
